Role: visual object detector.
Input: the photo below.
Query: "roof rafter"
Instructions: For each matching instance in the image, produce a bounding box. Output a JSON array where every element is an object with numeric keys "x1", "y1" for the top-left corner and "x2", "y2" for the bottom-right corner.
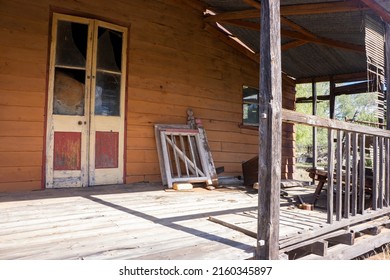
[
  {"x1": 296, "y1": 72, "x2": 367, "y2": 84},
  {"x1": 218, "y1": 19, "x2": 364, "y2": 52},
  {"x1": 243, "y1": 0, "x2": 312, "y2": 50},
  {"x1": 204, "y1": 1, "x2": 369, "y2": 22},
  {"x1": 281, "y1": 29, "x2": 365, "y2": 52},
  {"x1": 282, "y1": 40, "x2": 308, "y2": 51},
  {"x1": 244, "y1": 0, "x2": 316, "y2": 39},
  {"x1": 204, "y1": 23, "x2": 259, "y2": 63}
]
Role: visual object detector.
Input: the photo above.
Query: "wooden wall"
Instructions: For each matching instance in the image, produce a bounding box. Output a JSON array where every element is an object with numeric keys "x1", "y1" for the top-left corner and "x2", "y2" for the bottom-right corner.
[
  {"x1": 0, "y1": 0, "x2": 48, "y2": 192},
  {"x1": 0, "y1": 0, "x2": 296, "y2": 192},
  {"x1": 282, "y1": 75, "x2": 296, "y2": 180}
]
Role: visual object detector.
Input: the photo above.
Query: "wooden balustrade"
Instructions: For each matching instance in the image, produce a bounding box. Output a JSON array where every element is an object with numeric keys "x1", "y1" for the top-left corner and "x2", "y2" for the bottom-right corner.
[{"x1": 283, "y1": 109, "x2": 390, "y2": 225}]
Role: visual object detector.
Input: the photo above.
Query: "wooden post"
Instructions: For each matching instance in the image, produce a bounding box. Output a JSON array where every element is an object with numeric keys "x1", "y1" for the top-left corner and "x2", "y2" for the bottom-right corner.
[
  {"x1": 312, "y1": 81, "x2": 318, "y2": 173},
  {"x1": 386, "y1": 24, "x2": 390, "y2": 130},
  {"x1": 372, "y1": 136, "x2": 378, "y2": 210},
  {"x1": 330, "y1": 78, "x2": 336, "y2": 119},
  {"x1": 359, "y1": 135, "x2": 366, "y2": 214},
  {"x1": 256, "y1": 0, "x2": 281, "y2": 260},
  {"x1": 386, "y1": 138, "x2": 390, "y2": 206},
  {"x1": 327, "y1": 128, "x2": 335, "y2": 224},
  {"x1": 336, "y1": 130, "x2": 343, "y2": 221},
  {"x1": 344, "y1": 132, "x2": 351, "y2": 218},
  {"x1": 351, "y1": 133, "x2": 358, "y2": 216}
]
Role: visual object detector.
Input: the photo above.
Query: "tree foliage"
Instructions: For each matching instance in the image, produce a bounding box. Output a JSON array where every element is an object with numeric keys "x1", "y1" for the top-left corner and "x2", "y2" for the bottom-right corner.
[
  {"x1": 295, "y1": 83, "x2": 329, "y2": 149},
  {"x1": 295, "y1": 82, "x2": 380, "y2": 151}
]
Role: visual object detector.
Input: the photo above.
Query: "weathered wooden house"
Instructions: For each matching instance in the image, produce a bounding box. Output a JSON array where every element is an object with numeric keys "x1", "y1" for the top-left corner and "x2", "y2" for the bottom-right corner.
[
  {"x1": 1, "y1": 0, "x2": 390, "y2": 260},
  {"x1": 1, "y1": 0, "x2": 296, "y2": 192}
]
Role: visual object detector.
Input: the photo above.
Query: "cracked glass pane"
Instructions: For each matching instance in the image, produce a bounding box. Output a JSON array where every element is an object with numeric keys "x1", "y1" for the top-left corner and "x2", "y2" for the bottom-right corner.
[
  {"x1": 96, "y1": 27, "x2": 122, "y2": 72},
  {"x1": 55, "y1": 21, "x2": 88, "y2": 68}
]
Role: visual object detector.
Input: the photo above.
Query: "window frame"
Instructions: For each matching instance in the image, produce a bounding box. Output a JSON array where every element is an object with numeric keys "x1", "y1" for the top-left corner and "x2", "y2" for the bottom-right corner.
[{"x1": 242, "y1": 85, "x2": 260, "y2": 127}]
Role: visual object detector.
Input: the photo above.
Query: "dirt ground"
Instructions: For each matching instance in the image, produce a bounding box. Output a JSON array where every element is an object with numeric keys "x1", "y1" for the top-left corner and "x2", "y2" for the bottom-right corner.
[
  {"x1": 357, "y1": 245, "x2": 390, "y2": 260},
  {"x1": 294, "y1": 164, "x2": 312, "y2": 181}
]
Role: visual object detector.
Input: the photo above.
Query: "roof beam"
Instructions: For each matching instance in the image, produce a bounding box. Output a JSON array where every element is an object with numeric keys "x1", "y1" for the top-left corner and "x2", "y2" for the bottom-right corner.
[
  {"x1": 297, "y1": 80, "x2": 371, "y2": 103},
  {"x1": 204, "y1": 1, "x2": 369, "y2": 22},
  {"x1": 204, "y1": 23, "x2": 259, "y2": 63},
  {"x1": 244, "y1": 0, "x2": 317, "y2": 39},
  {"x1": 280, "y1": 17, "x2": 317, "y2": 39},
  {"x1": 243, "y1": 0, "x2": 312, "y2": 52},
  {"x1": 359, "y1": 0, "x2": 390, "y2": 23},
  {"x1": 219, "y1": 19, "x2": 364, "y2": 52},
  {"x1": 296, "y1": 72, "x2": 367, "y2": 84},
  {"x1": 282, "y1": 40, "x2": 308, "y2": 51},
  {"x1": 223, "y1": 19, "x2": 259, "y2": 30},
  {"x1": 281, "y1": 29, "x2": 365, "y2": 52}
]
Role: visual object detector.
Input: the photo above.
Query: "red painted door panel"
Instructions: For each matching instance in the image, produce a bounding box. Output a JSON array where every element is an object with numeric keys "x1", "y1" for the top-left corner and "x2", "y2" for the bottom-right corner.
[
  {"x1": 95, "y1": 131, "x2": 119, "y2": 169},
  {"x1": 54, "y1": 132, "x2": 82, "y2": 170}
]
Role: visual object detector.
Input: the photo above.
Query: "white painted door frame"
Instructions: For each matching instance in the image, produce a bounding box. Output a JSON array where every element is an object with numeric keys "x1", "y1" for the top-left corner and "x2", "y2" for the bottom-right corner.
[{"x1": 46, "y1": 13, "x2": 127, "y2": 188}]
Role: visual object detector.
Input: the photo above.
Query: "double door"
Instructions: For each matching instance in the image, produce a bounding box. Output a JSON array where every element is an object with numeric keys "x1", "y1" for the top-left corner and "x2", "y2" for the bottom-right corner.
[{"x1": 46, "y1": 14, "x2": 127, "y2": 188}]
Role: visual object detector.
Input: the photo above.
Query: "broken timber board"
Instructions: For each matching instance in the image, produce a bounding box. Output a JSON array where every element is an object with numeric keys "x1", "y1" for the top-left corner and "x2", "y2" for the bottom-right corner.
[
  {"x1": 280, "y1": 179, "x2": 310, "y2": 188},
  {"x1": 187, "y1": 109, "x2": 218, "y2": 186},
  {"x1": 197, "y1": 125, "x2": 218, "y2": 186},
  {"x1": 208, "y1": 216, "x2": 257, "y2": 239}
]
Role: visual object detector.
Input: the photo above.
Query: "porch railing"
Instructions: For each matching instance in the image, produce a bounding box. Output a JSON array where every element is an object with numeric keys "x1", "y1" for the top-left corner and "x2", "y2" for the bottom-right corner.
[{"x1": 283, "y1": 109, "x2": 390, "y2": 227}]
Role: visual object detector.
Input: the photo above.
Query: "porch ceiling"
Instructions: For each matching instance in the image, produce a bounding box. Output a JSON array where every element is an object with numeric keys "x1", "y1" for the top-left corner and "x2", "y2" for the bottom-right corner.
[{"x1": 197, "y1": 0, "x2": 390, "y2": 82}]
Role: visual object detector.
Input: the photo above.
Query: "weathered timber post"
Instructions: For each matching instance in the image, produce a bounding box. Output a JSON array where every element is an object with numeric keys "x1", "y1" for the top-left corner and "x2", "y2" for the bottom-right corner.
[
  {"x1": 386, "y1": 23, "x2": 390, "y2": 130},
  {"x1": 329, "y1": 78, "x2": 336, "y2": 120},
  {"x1": 312, "y1": 81, "x2": 318, "y2": 173},
  {"x1": 256, "y1": 0, "x2": 281, "y2": 260}
]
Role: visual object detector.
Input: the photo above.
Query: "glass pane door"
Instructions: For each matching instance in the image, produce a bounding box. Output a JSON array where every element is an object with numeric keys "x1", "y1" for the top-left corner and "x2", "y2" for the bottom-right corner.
[
  {"x1": 89, "y1": 22, "x2": 126, "y2": 186},
  {"x1": 53, "y1": 20, "x2": 88, "y2": 116},
  {"x1": 94, "y1": 27, "x2": 123, "y2": 116}
]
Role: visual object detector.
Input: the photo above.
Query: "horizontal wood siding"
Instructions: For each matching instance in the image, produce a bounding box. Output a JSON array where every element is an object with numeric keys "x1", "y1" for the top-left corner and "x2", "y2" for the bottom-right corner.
[
  {"x1": 0, "y1": 0, "x2": 296, "y2": 191},
  {"x1": 125, "y1": 0, "x2": 296, "y2": 183},
  {"x1": 0, "y1": 0, "x2": 49, "y2": 192},
  {"x1": 282, "y1": 75, "x2": 296, "y2": 179}
]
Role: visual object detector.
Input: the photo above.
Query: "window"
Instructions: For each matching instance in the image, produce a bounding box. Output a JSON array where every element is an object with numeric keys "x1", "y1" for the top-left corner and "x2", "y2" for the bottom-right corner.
[{"x1": 242, "y1": 85, "x2": 259, "y2": 125}]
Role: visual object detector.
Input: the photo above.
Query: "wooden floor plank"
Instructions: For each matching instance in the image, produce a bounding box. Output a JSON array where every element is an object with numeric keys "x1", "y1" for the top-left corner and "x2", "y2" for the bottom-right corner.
[{"x1": 1, "y1": 183, "x2": 389, "y2": 260}]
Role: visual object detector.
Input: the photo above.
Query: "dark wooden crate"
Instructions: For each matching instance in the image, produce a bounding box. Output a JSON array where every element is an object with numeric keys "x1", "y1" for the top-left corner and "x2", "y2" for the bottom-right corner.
[{"x1": 242, "y1": 156, "x2": 258, "y2": 186}]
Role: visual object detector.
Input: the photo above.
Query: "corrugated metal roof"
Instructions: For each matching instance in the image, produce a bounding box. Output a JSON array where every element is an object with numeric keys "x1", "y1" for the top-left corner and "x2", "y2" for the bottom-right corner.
[
  {"x1": 282, "y1": 43, "x2": 366, "y2": 78},
  {"x1": 201, "y1": 0, "x2": 388, "y2": 80},
  {"x1": 376, "y1": 0, "x2": 390, "y2": 12},
  {"x1": 285, "y1": 11, "x2": 368, "y2": 45}
]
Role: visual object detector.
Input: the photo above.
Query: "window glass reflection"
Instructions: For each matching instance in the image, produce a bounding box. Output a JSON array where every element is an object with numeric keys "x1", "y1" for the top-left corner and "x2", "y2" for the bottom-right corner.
[
  {"x1": 95, "y1": 72, "x2": 121, "y2": 116},
  {"x1": 53, "y1": 69, "x2": 85, "y2": 116}
]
